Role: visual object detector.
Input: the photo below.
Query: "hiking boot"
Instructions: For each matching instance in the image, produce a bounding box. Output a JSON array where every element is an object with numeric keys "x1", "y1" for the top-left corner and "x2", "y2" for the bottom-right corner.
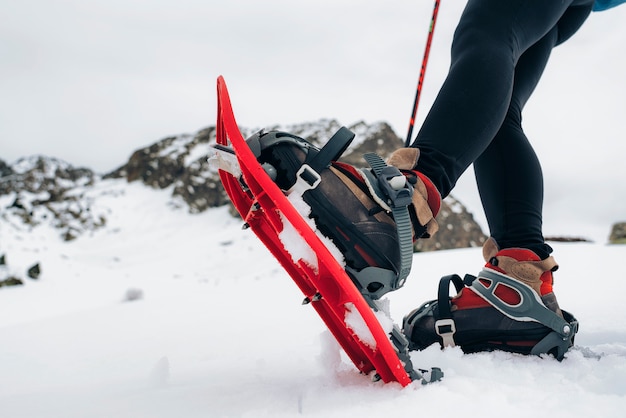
[
  {"x1": 247, "y1": 129, "x2": 440, "y2": 299},
  {"x1": 402, "y1": 237, "x2": 578, "y2": 360}
]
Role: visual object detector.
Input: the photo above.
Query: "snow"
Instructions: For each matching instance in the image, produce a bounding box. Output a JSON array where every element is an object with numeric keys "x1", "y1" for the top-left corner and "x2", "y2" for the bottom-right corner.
[
  {"x1": 158, "y1": 134, "x2": 194, "y2": 159},
  {"x1": 344, "y1": 302, "x2": 377, "y2": 349},
  {"x1": 344, "y1": 301, "x2": 395, "y2": 350},
  {"x1": 1, "y1": 178, "x2": 625, "y2": 418},
  {"x1": 185, "y1": 142, "x2": 214, "y2": 167},
  {"x1": 278, "y1": 209, "x2": 319, "y2": 269},
  {"x1": 347, "y1": 121, "x2": 389, "y2": 150},
  {"x1": 275, "y1": 190, "x2": 346, "y2": 271},
  {"x1": 2, "y1": 5, "x2": 626, "y2": 413}
]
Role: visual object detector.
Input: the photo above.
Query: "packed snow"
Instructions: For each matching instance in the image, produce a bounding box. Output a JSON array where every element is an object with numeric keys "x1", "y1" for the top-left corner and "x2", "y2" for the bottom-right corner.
[{"x1": 1, "y1": 178, "x2": 625, "y2": 418}]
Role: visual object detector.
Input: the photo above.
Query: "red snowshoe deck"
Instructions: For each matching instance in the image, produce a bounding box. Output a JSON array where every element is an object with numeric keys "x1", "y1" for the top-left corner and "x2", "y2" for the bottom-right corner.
[{"x1": 214, "y1": 76, "x2": 414, "y2": 386}]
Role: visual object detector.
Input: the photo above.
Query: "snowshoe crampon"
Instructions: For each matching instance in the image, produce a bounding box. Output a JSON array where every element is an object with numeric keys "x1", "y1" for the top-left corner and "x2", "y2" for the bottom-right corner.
[{"x1": 210, "y1": 76, "x2": 440, "y2": 386}]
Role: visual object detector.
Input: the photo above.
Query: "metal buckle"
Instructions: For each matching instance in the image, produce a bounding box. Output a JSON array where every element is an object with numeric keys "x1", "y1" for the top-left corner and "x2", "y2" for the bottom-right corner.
[
  {"x1": 435, "y1": 318, "x2": 457, "y2": 348},
  {"x1": 287, "y1": 164, "x2": 321, "y2": 196}
]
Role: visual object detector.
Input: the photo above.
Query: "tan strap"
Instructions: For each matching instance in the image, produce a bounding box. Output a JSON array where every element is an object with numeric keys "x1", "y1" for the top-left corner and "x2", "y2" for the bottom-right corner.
[
  {"x1": 386, "y1": 148, "x2": 438, "y2": 238},
  {"x1": 387, "y1": 148, "x2": 420, "y2": 170},
  {"x1": 482, "y1": 237, "x2": 558, "y2": 294}
]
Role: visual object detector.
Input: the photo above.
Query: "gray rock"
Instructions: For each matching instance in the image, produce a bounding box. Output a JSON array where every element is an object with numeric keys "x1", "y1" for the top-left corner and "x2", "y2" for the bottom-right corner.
[
  {"x1": 2, "y1": 120, "x2": 487, "y2": 252},
  {"x1": 0, "y1": 156, "x2": 104, "y2": 240},
  {"x1": 109, "y1": 119, "x2": 485, "y2": 251},
  {"x1": 609, "y1": 222, "x2": 626, "y2": 244},
  {"x1": 27, "y1": 263, "x2": 41, "y2": 280}
]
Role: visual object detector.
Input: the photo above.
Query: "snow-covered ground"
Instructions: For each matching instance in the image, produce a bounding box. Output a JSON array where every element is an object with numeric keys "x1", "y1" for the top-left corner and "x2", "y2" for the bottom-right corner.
[{"x1": 1, "y1": 179, "x2": 625, "y2": 417}]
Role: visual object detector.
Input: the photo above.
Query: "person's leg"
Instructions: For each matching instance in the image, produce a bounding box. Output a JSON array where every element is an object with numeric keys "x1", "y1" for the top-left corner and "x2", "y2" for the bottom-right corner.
[
  {"x1": 474, "y1": 2, "x2": 593, "y2": 258},
  {"x1": 411, "y1": 0, "x2": 579, "y2": 197},
  {"x1": 401, "y1": 0, "x2": 594, "y2": 357},
  {"x1": 473, "y1": 27, "x2": 559, "y2": 259}
]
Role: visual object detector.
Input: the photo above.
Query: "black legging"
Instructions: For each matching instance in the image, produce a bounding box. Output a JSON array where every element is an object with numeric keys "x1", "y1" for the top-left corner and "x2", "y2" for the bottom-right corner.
[{"x1": 411, "y1": 0, "x2": 594, "y2": 258}]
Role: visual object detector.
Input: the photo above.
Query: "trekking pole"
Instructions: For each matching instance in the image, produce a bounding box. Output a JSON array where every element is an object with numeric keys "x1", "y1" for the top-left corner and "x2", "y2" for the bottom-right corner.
[{"x1": 405, "y1": 0, "x2": 441, "y2": 147}]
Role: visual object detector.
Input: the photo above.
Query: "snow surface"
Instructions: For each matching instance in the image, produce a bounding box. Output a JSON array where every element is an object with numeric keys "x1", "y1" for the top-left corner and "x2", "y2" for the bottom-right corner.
[{"x1": 1, "y1": 178, "x2": 625, "y2": 417}]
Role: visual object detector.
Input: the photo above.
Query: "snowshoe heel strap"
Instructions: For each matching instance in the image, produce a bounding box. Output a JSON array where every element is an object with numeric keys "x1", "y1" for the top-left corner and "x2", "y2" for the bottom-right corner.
[
  {"x1": 288, "y1": 127, "x2": 355, "y2": 195},
  {"x1": 305, "y1": 126, "x2": 354, "y2": 173},
  {"x1": 246, "y1": 130, "x2": 318, "y2": 158},
  {"x1": 246, "y1": 126, "x2": 355, "y2": 173},
  {"x1": 433, "y1": 274, "x2": 466, "y2": 347}
]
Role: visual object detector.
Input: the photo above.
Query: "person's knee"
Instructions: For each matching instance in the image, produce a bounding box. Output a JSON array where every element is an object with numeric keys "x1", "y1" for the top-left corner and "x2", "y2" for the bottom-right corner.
[{"x1": 556, "y1": 4, "x2": 593, "y2": 45}]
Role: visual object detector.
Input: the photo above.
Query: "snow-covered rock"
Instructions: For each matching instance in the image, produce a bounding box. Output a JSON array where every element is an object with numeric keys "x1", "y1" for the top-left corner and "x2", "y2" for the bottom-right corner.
[
  {"x1": 0, "y1": 156, "x2": 103, "y2": 241},
  {"x1": 104, "y1": 119, "x2": 487, "y2": 249}
]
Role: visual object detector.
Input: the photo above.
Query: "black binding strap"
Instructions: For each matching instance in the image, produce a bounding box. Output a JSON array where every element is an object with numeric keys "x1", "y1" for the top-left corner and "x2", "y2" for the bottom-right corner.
[
  {"x1": 305, "y1": 126, "x2": 354, "y2": 172},
  {"x1": 433, "y1": 274, "x2": 465, "y2": 347},
  {"x1": 246, "y1": 127, "x2": 354, "y2": 175}
]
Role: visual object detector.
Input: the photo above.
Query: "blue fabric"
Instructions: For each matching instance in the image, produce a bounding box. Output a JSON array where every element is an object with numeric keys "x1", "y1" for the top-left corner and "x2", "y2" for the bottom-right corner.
[{"x1": 593, "y1": 0, "x2": 626, "y2": 11}]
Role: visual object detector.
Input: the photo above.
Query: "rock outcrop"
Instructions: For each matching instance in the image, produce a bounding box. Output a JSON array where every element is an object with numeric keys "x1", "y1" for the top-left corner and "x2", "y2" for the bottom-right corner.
[
  {"x1": 609, "y1": 222, "x2": 626, "y2": 244},
  {"x1": 0, "y1": 156, "x2": 104, "y2": 241},
  {"x1": 108, "y1": 119, "x2": 486, "y2": 251}
]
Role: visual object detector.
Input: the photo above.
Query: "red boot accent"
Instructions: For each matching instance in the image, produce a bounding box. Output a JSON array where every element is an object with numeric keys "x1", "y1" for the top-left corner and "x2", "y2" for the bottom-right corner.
[
  {"x1": 452, "y1": 287, "x2": 490, "y2": 309},
  {"x1": 452, "y1": 247, "x2": 555, "y2": 310},
  {"x1": 489, "y1": 248, "x2": 555, "y2": 296},
  {"x1": 413, "y1": 171, "x2": 441, "y2": 217}
]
